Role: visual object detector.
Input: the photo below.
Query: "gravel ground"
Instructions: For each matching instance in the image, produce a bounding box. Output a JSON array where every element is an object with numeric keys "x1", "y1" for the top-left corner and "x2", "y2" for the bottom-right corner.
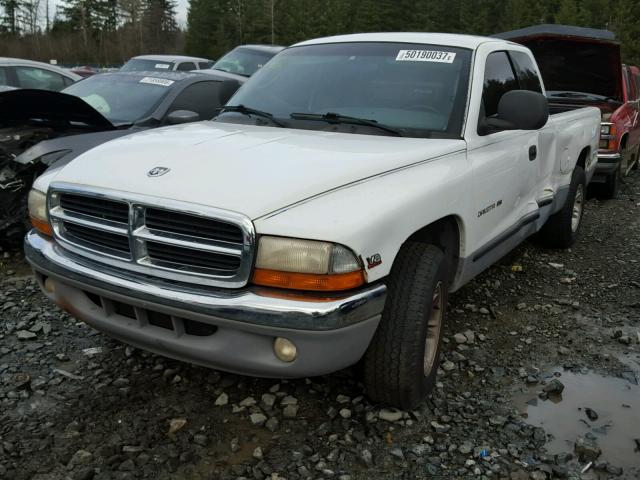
[{"x1": 1, "y1": 172, "x2": 639, "y2": 480}]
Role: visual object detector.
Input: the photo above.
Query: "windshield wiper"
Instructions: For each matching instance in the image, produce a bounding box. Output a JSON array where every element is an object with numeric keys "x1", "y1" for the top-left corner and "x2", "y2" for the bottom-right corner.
[
  {"x1": 290, "y1": 112, "x2": 403, "y2": 136},
  {"x1": 212, "y1": 67, "x2": 250, "y2": 78},
  {"x1": 219, "y1": 104, "x2": 286, "y2": 127}
]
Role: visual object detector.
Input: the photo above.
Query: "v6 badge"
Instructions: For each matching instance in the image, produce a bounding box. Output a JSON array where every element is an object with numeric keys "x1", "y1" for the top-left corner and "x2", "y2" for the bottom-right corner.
[{"x1": 366, "y1": 253, "x2": 382, "y2": 269}]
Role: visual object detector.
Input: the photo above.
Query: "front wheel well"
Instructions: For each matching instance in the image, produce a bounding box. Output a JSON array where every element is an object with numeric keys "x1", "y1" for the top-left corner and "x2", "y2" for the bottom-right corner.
[{"x1": 405, "y1": 216, "x2": 461, "y2": 280}]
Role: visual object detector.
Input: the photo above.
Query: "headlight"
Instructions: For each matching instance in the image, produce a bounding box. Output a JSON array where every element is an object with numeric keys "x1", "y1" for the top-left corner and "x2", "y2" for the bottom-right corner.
[
  {"x1": 600, "y1": 123, "x2": 612, "y2": 135},
  {"x1": 253, "y1": 236, "x2": 365, "y2": 291},
  {"x1": 28, "y1": 189, "x2": 52, "y2": 236}
]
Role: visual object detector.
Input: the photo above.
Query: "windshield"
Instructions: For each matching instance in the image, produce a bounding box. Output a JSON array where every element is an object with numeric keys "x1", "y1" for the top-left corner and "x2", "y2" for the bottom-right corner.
[
  {"x1": 63, "y1": 74, "x2": 174, "y2": 124},
  {"x1": 212, "y1": 47, "x2": 276, "y2": 76},
  {"x1": 219, "y1": 42, "x2": 472, "y2": 138},
  {"x1": 121, "y1": 58, "x2": 174, "y2": 72}
]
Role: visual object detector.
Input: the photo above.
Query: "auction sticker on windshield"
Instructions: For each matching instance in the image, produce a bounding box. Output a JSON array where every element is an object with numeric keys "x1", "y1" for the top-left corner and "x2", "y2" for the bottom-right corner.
[
  {"x1": 396, "y1": 50, "x2": 456, "y2": 63},
  {"x1": 155, "y1": 64, "x2": 171, "y2": 69},
  {"x1": 139, "y1": 77, "x2": 175, "y2": 87}
]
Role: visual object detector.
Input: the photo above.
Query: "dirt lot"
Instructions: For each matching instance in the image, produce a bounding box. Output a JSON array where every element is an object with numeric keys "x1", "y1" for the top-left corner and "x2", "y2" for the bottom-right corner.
[{"x1": 1, "y1": 172, "x2": 639, "y2": 480}]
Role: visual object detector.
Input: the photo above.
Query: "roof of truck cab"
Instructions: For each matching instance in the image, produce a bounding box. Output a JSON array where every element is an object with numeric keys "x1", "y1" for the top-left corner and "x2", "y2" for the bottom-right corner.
[{"x1": 293, "y1": 32, "x2": 506, "y2": 50}]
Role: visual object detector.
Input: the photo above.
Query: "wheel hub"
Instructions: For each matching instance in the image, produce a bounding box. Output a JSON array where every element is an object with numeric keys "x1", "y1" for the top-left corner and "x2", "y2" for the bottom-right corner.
[
  {"x1": 571, "y1": 184, "x2": 584, "y2": 233},
  {"x1": 423, "y1": 281, "x2": 443, "y2": 376}
]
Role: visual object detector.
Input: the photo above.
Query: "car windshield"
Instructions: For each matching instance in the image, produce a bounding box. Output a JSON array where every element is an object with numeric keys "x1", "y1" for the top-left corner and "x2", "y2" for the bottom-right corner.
[
  {"x1": 63, "y1": 74, "x2": 174, "y2": 125},
  {"x1": 121, "y1": 58, "x2": 174, "y2": 72},
  {"x1": 218, "y1": 42, "x2": 472, "y2": 138},
  {"x1": 212, "y1": 48, "x2": 275, "y2": 77}
]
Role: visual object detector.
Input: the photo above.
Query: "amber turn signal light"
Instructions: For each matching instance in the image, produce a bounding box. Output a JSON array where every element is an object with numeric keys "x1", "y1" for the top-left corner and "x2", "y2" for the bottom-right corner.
[
  {"x1": 252, "y1": 268, "x2": 366, "y2": 292},
  {"x1": 31, "y1": 216, "x2": 53, "y2": 237}
]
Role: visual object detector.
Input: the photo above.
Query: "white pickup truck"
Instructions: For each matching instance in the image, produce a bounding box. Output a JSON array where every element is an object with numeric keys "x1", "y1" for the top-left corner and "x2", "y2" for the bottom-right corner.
[{"x1": 25, "y1": 33, "x2": 600, "y2": 409}]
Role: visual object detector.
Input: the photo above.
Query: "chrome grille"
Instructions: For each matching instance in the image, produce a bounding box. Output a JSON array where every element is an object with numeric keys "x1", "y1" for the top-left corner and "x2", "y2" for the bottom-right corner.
[
  {"x1": 48, "y1": 185, "x2": 255, "y2": 288},
  {"x1": 145, "y1": 208, "x2": 244, "y2": 244},
  {"x1": 145, "y1": 241, "x2": 242, "y2": 273},
  {"x1": 63, "y1": 221, "x2": 131, "y2": 257},
  {"x1": 59, "y1": 193, "x2": 129, "y2": 223}
]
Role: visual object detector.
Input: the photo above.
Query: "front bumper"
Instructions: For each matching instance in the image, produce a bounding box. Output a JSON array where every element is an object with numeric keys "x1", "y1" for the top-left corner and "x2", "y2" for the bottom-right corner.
[
  {"x1": 592, "y1": 152, "x2": 621, "y2": 182},
  {"x1": 25, "y1": 231, "x2": 385, "y2": 377}
]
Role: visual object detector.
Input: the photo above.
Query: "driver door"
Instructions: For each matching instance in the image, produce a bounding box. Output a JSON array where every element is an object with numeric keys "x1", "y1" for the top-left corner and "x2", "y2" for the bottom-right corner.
[{"x1": 466, "y1": 51, "x2": 539, "y2": 259}]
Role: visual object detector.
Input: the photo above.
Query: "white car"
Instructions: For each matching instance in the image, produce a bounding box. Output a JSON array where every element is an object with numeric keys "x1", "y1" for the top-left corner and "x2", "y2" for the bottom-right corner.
[
  {"x1": 0, "y1": 57, "x2": 81, "y2": 91},
  {"x1": 121, "y1": 55, "x2": 213, "y2": 72},
  {"x1": 25, "y1": 33, "x2": 600, "y2": 408}
]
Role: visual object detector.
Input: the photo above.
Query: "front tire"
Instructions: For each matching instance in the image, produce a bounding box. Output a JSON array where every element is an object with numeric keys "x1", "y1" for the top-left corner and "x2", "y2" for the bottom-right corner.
[
  {"x1": 538, "y1": 166, "x2": 586, "y2": 248},
  {"x1": 363, "y1": 242, "x2": 448, "y2": 409}
]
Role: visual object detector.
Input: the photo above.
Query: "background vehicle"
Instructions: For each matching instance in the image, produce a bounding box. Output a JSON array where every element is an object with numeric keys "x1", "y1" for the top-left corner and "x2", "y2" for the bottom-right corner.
[
  {"x1": 210, "y1": 44, "x2": 284, "y2": 77},
  {"x1": 0, "y1": 70, "x2": 243, "y2": 242},
  {"x1": 25, "y1": 33, "x2": 599, "y2": 409},
  {"x1": 495, "y1": 24, "x2": 640, "y2": 198},
  {"x1": 70, "y1": 66, "x2": 98, "y2": 78},
  {"x1": 121, "y1": 55, "x2": 213, "y2": 72},
  {"x1": 0, "y1": 57, "x2": 81, "y2": 91}
]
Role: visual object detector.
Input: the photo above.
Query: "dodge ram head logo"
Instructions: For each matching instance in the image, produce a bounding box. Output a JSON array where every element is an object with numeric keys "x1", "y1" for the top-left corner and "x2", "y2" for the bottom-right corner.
[{"x1": 147, "y1": 166, "x2": 171, "y2": 177}]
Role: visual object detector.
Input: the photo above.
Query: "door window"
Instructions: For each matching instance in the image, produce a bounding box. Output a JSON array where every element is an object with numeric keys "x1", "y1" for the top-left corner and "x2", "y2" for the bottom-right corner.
[
  {"x1": 15, "y1": 66, "x2": 67, "y2": 91},
  {"x1": 481, "y1": 51, "x2": 518, "y2": 118},
  {"x1": 509, "y1": 51, "x2": 543, "y2": 93},
  {"x1": 0, "y1": 66, "x2": 7, "y2": 85}
]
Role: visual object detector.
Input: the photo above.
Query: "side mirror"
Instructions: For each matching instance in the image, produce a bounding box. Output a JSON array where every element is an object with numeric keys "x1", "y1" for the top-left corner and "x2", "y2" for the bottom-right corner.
[
  {"x1": 166, "y1": 110, "x2": 200, "y2": 125},
  {"x1": 483, "y1": 90, "x2": 549, "y2": 134}
]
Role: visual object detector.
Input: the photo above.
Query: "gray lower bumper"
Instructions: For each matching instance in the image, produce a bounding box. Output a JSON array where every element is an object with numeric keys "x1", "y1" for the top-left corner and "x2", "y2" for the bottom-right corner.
[
  {"x1": 591, "y1": 153, "x2": 621, "y2": 183},
  {"x1": 25, "y1": 231, "x2": 385, "y2": 378}
]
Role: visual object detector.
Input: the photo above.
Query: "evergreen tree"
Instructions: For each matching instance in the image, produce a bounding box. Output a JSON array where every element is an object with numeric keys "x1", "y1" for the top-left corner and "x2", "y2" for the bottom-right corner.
[
  {"x1": 142, "y1": 0, "x2": 178, "y2": 52},
  {"x1": 0, "y1": 0, "x2": 20, "y2": 33}
]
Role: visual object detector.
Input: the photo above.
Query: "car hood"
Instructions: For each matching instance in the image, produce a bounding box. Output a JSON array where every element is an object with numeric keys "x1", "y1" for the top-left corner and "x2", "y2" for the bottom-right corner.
[
  {"x1": 495, "y1": 27, "x2": 623, "y2": 102},
  {"x1": 48, "y1": 121, "x2": 465, "y2": 220},
  {"x1": 0, "y1": 89, "x2": 115, "y2": 130},
  {"x1": 14, "y1": 129, "x2": 136, "y2": 166}
]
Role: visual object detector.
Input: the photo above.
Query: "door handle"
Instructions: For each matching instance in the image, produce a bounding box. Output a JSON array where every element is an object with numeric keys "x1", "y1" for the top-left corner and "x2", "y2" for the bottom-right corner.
[{"x1": 529, "y1": 145, "x2": 537, "y2": 161}]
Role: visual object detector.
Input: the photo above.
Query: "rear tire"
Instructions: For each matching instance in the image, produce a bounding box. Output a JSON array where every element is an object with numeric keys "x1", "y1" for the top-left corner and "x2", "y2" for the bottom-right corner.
[
  {"x1": 363, "y1": 242, "x2": 448, "y2": 410},
  {"x1": 538, "y1": 166, "x2": 586, "y2": 248}
]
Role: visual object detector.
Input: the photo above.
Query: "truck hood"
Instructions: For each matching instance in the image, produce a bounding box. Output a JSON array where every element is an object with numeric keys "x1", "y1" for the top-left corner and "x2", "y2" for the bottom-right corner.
[
  {"x1": 0, "y1": 88, "x2": 115, "y2": 131},
  {"x1": 48, "y1": 121, "x2": 465, "y2": 219},
  {"x1": 495, "y1": 24, "x2": 623, "y2": 102}
]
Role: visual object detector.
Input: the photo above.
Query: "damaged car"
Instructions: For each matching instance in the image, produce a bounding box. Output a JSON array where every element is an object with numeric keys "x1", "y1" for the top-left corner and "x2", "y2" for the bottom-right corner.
[
  {"x1": 495, "y1": 24, "x2": 640, "y2": 198},
  {"x1": 0, "y1": 70, "x2": 243, "y2": 241}
]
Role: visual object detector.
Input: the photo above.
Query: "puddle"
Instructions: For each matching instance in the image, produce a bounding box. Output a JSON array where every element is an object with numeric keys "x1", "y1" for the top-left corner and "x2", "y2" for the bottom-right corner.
[{"x1": 513, "y1": 370, "x2": 640, "y2": 474}]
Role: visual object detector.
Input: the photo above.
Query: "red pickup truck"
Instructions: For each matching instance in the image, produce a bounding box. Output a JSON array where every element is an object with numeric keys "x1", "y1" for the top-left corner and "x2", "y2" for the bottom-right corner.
[{"x1": 496, "y1": 24, "x2": 640, "y2": 197}]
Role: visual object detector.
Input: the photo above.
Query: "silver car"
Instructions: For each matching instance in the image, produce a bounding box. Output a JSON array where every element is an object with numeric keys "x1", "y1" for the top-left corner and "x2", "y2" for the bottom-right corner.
[
  {"x1": 0, "y1": 57, "x2": 81, "y2": 91},
  {"x1": 121, "y1": 55, "x2": 213, "y2": 72}
]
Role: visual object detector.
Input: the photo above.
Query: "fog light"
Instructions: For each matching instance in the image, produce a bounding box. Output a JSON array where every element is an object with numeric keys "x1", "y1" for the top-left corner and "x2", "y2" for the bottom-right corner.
[
  {"x1": 44, "y1": 277, "x2": 56, "y2": 294},
  {"x1": 274, "y1": 337, "x2": 297, "y2": 362}
]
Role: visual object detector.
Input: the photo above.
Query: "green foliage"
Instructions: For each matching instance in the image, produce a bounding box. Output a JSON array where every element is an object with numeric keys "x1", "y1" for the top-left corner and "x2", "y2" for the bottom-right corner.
[
  {"x1": 0, "y1": 0, "x2": 22, "y2": 33},
  {"x1": 1, "y1": 0, "x2": 640, "y2": 65},
  {"x1": 183, "y1": 0, "x2": 640, "y2": 65}
]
